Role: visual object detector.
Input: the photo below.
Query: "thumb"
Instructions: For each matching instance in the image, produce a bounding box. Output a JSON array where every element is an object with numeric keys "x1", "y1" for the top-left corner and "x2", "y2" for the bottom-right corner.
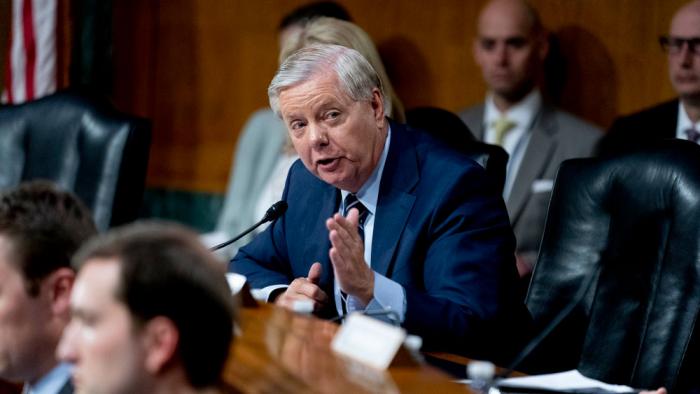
[{"x1": 307, "y1": 262, "x2": 322, "y2": 284}]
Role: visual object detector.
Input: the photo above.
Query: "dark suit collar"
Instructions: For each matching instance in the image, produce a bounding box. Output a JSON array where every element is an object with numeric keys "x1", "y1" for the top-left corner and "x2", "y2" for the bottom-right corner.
[{"x1": 371, "y1": 120, "x2": 418, "y2": 276}]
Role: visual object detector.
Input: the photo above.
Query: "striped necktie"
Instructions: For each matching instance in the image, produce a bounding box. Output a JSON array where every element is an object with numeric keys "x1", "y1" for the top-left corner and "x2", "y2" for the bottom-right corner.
[
  {"x1": 339, "y1": 193, "x2": 369, "y2": 315},
  {"x1": 685, "y1": 127, "x2": 700, "y2": 143},
  {"x1": 343, "y1": 193, "x2": 369, "y2": 241}
]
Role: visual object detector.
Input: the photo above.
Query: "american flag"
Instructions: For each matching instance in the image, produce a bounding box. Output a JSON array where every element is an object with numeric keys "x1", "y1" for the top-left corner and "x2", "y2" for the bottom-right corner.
[{"x1": 2, "y1": 0, "x2": 57, "y2": 104}]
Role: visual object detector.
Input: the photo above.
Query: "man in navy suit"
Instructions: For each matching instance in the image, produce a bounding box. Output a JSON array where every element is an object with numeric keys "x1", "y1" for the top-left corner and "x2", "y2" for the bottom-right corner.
[
  {"x1": 598, "y1": 0, "x2": 700, "y2": 156},
  {"x1": 231, "y1": 44, "x2": 526, "y2": 359}
]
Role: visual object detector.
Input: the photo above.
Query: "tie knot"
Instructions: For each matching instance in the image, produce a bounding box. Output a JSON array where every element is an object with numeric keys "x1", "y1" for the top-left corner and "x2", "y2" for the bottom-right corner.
[
  {"x1": 343, "y1": 193, "x2": 369, "y2": 226},
  {"x1": 491, "y1": 117, "x2": 517, "y2": 145},
  {"x1": 685, "y1": 127, "x2": 700, "y2": 143}
]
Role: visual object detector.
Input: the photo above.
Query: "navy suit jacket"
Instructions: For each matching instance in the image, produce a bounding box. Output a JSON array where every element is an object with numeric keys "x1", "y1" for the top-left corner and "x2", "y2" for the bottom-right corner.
[
  {"x1": 231, "y1": 121, "x2": 527, "y2": 359},
  {"x1": 597, "y1": 99, "x2": 678, "y2": 157}
]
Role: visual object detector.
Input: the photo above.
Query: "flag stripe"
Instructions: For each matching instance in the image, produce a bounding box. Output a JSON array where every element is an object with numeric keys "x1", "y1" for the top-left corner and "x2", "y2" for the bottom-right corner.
[
  {"x1": 3, "y1": 15, "x2": 15, "y2": 104},
  {"x1": 22, "y1": 0, "x2": 36, "y2": 100},
  {"x1": 2, "y1": 0, "x2": 57, "y2": 104}
]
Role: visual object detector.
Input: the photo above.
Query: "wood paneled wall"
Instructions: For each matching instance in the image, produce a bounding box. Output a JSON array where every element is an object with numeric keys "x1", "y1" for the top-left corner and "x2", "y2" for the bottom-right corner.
[{"x1": 111, "y1": 0, "x2": 688, "y2": 193}]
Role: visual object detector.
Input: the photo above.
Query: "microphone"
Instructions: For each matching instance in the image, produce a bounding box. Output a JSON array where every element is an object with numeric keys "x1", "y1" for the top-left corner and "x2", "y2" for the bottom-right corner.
[
  {"x1": 210, "y1": 200, "x2": 288, "y2": 252},
  {"x1": 497, "y1": 264, "x2": 600, "y2": 379}
]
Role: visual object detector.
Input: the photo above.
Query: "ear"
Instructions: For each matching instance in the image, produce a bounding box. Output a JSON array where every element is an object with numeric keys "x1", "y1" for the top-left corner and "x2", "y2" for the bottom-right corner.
[
  {"x1": 142, "y1": 316, "x2": 180, "y2": 374},
  {"x1": 370, "y1": 87, "x2": 385, "y2": 126},
  {"x1": 43, "y1": 267, "x2": 75, "y2": 318}
]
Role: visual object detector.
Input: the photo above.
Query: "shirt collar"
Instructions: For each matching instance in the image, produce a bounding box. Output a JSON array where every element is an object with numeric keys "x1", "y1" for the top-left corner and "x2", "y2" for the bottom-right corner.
[
  {"x1": 484, "y1": 89, "x2": 542, "y2": 130},
  {"x1": 677, "y1": 100, "x2": 700, "y2": 138},
  {"x1": 25, "y1": 363, "x2": 72, "y2": 394},
  {"x1": 340, "y1": 124, "x2": 391, "y2": 216}
]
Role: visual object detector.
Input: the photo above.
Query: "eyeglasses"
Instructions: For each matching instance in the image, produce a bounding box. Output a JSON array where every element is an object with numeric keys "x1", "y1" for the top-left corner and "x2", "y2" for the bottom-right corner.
[{"x1": 659, "y1": 35, "x2": 700, "y2": 55}]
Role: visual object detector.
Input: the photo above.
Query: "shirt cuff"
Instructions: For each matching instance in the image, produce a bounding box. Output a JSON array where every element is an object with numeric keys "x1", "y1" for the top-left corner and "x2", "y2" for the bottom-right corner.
[
  {"x1": 251, "y1": 284, "x2": 288, "y2": 303},
  {"x1": 347, "y1": 271, "x2": 406, "y2": 324}
]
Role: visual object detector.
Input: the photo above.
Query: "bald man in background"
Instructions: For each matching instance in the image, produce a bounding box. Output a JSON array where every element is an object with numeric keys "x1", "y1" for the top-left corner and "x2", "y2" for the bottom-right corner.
[
  {"x1": 598, "y1": 0, "x2": 700, "y2": 156},
  {"x1": 460, "y1": 0, "x2": 601, "y2": 285}
]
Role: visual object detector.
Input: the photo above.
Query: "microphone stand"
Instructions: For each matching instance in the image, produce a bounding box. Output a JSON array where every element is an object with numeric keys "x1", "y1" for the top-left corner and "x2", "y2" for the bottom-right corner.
[{"x1": 210, "y1": 200, "x2": 288, "y2": 252}]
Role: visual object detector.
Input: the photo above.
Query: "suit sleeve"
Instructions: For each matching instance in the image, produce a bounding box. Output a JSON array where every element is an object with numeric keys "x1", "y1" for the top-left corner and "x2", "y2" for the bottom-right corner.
[
  {"x1": 228, "y1": 169, "x2": 293, "y2": 289},
  {"x1": 402, "y1": 164, "x2": 527, "y2": 361}
]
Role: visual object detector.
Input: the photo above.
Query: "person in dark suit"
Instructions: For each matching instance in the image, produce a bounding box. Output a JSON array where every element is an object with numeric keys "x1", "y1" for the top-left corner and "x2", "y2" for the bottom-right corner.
[
  {"x1": 58, "y1": 222, "x2": 234, "y2": 394},
  {"x1": 598, "y1": 0, "x2": 700, "y2": 157},
  {"x1": 0, "y1": 181, "x2": 97, "y2": 394},
  {"x1": 459, "y1": 0, "x2": 601, "y2": 281},
  {"x1": 231, "y1": 43, "x2": 527, "y2": 360}
]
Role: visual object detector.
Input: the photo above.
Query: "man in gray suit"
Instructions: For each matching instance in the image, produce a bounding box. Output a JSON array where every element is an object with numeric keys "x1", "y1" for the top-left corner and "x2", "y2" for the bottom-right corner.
[{"x1": 460, "y1": 0, "x2": 601, "y2": 281}]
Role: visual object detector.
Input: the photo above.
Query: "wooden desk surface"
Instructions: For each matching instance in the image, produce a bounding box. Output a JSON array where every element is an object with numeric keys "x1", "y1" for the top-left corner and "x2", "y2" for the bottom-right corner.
[{"x1": 223, "y1": 304, "x2": 471, "y2": 393}]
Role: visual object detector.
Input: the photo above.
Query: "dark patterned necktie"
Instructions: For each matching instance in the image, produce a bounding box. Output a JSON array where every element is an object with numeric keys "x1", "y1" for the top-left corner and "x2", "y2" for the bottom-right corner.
[
  {"x1": 343, "y1": 193, "x2": 369, "y2": 241},
  {"x1": 685, "y1": 127, "x2": 700, "y2": 143},
  {"x1": 340, "y1": 193, "x2": 369, "y2": 315}
]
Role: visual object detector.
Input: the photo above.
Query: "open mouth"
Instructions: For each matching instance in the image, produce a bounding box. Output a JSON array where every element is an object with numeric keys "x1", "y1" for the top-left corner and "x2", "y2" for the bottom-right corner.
[{"x1": 317, "y1": 157, "x2": 340, "y2": 171}]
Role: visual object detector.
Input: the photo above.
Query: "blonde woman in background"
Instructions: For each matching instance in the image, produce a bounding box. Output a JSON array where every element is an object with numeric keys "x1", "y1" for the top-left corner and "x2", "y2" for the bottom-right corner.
[{"x1": 280, "y1": 16, "x2": 405, "y2": 123}]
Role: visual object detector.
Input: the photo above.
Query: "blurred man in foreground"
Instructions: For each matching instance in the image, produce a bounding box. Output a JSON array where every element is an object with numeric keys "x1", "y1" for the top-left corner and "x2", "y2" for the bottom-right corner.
[
  {"x1": 58, "y1": 222, "x2": 234, "y2": 394},
  {"x1": 0, "y1": 181, "x2": 97, "y2": 394}
]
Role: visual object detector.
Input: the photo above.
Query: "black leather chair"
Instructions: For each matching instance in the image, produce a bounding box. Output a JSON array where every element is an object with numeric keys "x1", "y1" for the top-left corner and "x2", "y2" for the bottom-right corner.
[
  {"x1": 524, "y1": 140, "x2": 700, "y2": 392},
  {"x1": 406, "y1": 106, "x2": 509, "y2": 193},
  {"x1": 0, "y1": 90, "x2": 151, "y2": 230}
]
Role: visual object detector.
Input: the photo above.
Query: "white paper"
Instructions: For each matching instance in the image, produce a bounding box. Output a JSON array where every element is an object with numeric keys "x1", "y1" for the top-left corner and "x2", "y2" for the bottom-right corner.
[
  {"x1": 225, "y1": 272, "x2": 247, "y2": 295},
  {"x1": 497, "y1": 369, "x2": 635, "y2": 392},
  {"x1": 331, "y1": 312, "x2": 406, "y2": 370}
]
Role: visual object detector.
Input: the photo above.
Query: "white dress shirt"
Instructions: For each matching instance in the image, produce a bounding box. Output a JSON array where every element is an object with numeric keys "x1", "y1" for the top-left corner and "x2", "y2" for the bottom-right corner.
[
  {"x1": 675, "y1": 101, "x2": 700, "y2": 142},
  {"x1": 483, "y1": 89, "x2": 542, "y2": 200}
]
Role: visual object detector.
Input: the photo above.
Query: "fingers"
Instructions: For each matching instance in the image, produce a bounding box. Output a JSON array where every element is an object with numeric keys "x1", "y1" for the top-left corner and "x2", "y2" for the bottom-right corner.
[
  {"x1": 307, "y1": 262, "x2": 322, "y2": 284},
  {"x1": 275, "y1": 277, "x2": 329, "y2": 312},
  {"x1": 292, "y1": 277, "x2": 328, "y2": 303}
]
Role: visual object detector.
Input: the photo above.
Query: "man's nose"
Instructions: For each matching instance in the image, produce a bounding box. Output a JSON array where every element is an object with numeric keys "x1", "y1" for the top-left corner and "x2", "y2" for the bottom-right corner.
[
  {"x1": 309, "y1": 124, "x2": 329, "y2": 147},
  {"x1": 678, "y1": 42, "x2": 695, "y2": 67},
  {"x1": 495, "y1": 43, "x2": 509, "y2": 65}
]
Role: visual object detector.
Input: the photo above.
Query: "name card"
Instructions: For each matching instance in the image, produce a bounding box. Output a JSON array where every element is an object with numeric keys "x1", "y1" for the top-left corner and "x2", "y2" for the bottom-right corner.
[{"x1": 331, "y1": 313, "x2": 407, "y2": 370}]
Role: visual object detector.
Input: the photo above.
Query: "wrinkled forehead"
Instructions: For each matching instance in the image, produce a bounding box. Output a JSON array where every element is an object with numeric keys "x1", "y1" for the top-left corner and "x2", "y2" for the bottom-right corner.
[{"x1": 279, "y1": 71, "x2": 353, "y2": 111}]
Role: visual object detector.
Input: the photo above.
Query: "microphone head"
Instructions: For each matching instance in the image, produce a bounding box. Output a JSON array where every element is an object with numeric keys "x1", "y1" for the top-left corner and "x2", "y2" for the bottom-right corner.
[{"x1": 263, "y1": 201, "x2": 288, "y2": 222}]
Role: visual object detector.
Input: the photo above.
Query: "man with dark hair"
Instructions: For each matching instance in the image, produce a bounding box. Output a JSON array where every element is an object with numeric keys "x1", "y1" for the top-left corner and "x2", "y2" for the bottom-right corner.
[
  {"x1": 58, "y1": 222, "x2": 234, "y2": 394},
  {"x1": 0, "y1": 181, "x2": 97, "y2": 394},
  {"x1": 278, "y1": 1, "x2": 352, "y2": 48}
]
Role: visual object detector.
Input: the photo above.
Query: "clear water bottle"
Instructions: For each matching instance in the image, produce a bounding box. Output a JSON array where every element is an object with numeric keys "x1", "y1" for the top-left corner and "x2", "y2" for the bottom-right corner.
[{"x1": 467, "y1": 360, "x2": 496, "y2": 393}]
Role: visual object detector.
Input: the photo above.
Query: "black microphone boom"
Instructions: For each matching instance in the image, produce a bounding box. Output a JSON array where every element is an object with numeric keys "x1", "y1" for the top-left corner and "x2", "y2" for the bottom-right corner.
[
  {"x1": 498, "y1": 264, "x2": 600, "y2": 380},
  {"x1": 210, "y1": 201, "x2": 288, "y2": 252}
]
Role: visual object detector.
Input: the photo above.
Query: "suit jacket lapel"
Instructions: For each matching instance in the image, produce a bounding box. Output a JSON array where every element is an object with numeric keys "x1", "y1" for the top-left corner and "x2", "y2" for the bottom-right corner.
[
  {"x1": 507, "y1": 106, "x2": 557, "y2": 225},
  {"x1": 302, "y1": 182, "x2": 339, "y2": 287},
  {"x1": 371, "y1": 122, "x2": 417, "y2": 277},
  {"x1": 470, "y1": 105, "x2": 487, "y2": 140}
]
